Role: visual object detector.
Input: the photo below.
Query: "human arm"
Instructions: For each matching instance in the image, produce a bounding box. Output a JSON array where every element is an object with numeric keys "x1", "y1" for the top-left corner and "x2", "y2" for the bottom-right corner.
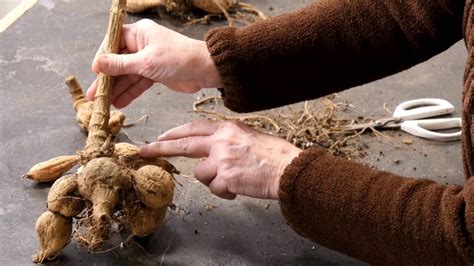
[
  {"x1": 88, "y1": 0, "x2": 464, "y2": 111},
  {"x1": 142, "y1": 120, "x2": 473, "y2": 264},
  {"x1": 206, "y1": 0, "x2": 465, "y2": 112},
  {"x1": 279, "y1": 148, "x2": 473, "y2": 264}
]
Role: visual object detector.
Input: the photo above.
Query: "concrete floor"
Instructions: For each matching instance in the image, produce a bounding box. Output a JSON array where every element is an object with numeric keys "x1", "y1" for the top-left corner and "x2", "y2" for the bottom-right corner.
[{"x1": 0, "y1": 0, "x2": 465, "y2": 265}]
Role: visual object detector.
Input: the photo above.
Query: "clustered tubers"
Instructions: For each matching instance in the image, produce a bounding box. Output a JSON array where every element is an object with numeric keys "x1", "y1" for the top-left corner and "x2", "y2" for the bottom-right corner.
[
  {"x1": 126, "y1": 0, "x2": 267, "y2": 26},
  {"x1": 65, "y1": 76, "x2": 126, "y2": 135},
  {"x1": 28, "y1": 0, "x2": 177, "y2": 263}
]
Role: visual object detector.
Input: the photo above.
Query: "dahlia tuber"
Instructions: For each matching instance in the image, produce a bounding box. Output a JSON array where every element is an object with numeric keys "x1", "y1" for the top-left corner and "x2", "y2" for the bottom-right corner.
[
  {"x1": 115, "y1": 142, "x2": 178, "y2": 173},
  {"x1": 47, "y1": 174, "x2": 85, "y2": 217},
  {"x1": 133, "y1": 165, "x2": 174, "y2": 208},
  {"x1": 126, "y1": 0, "x2": 165, "y2": 13},
  {"x1": 32, "y1": 211, "x2": 72, "y2": 263},
  {"x1": 32, "y1": 0, "x2": 177, "y2": 261},
  {"x1": 77, "y1": 157, "x2": 132, "y2": 246},
  {"x1": 125, "y1": 0, "x2": 266, "y2": 26},
  {"x1": 109, "y1": 110, "x2": 126, "y2": 135},
  {"x1": 114, "y1": 142, "x2": 140, "y2": 157},
  {"x1": 125, "y1": 201, "x2": 168, "y2": 237},
  {"x1": 65, "y1": 76, "x2": 125, "y2": 134},
  {"x1": 23, "y1": 155, "x2": 80, "y2": 182}
]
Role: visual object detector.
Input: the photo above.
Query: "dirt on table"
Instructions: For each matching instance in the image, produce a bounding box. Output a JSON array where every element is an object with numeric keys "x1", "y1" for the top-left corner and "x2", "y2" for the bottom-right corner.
[{"x1": 192, "y1": 95, "x2": 374, "y2": 160}]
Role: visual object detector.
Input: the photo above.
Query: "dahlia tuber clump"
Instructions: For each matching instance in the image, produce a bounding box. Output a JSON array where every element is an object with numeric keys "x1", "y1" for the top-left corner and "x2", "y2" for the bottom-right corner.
[
  {"x1": 126, "y1": 0, "x2": 267, "y2": 26},
  {"x1": 30, "y1": 0, "x2": 178, "y2": 263}
]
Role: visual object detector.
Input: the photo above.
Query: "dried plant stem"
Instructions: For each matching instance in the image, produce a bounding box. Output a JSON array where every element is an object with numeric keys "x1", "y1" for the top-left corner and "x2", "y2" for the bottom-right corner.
[
  {"x1": 123, "y1": 115, "x2": 149, "y2": 128},
  {"x1": 83, "y1": 0, "x2": 127, "y2": 161},
  {"x1": 193, "y1": 96, "x2": 280, "y2": 132},
  {"x1": 237, "y1": 2, "x2": 267, "y2": 20}
]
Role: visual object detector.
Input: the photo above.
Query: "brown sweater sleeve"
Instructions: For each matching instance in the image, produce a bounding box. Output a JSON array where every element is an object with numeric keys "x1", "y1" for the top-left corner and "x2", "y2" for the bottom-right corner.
[
  {"x1": 279, "y1": 148, "x2": 474, "y2": 265},
  {"x1": 205, "y1": 0, "x2": 464, "y2": 112}
]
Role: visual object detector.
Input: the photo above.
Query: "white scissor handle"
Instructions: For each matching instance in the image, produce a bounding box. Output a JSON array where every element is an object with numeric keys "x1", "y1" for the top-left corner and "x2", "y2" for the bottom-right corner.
[
  {"x1": 393, "y1": 98, "x2": 455, "y2": 120},
  {"x1": 400, "y1": 118, "x2": 462, "y2": 141}
]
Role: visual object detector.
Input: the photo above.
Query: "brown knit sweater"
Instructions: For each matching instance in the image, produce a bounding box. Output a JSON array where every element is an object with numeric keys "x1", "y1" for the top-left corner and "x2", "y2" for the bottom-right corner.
[{"x1": 205, "y1": 0, "x2": 473, "y2": 265}]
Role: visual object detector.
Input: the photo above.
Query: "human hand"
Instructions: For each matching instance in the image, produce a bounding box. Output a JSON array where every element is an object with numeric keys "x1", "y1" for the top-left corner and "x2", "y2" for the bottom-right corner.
[
  {"x1": 86, "y1": 19, "x2": 223, "y2": 108},
  {"x1": 139, "y1": 120, "x2": 302, "y2": 200}
]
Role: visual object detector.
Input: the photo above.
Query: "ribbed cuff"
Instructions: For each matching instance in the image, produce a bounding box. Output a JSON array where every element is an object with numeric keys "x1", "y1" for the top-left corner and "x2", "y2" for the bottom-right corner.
[
  {"x1": 205, "y1": 27, "x2": 262, "y2": 113},
  {"x1": 278, "y1": 148, "x2": 326, "y2": 236}
]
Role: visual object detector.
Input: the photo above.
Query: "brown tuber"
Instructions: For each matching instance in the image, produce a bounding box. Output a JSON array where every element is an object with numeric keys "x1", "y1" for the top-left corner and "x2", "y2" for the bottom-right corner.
[
  {"x1": 78, "y1": 157, "x2": 132, "y2": 226},
  {"x1": 115, "y1": 142, "x2": 178, "y2": 173},
  {"x1": 23, "y1": 155, "x2": 80, "y2": 182},
  {"x1": 114, "y1": 142, "x2": 140, "y2": 157},
  {"x1": 31, "y1": 0, "x2": 176, "y2": 261},
  {"x1": 133, "y1": 165, "x2": 174, "y2": 208},
  {"x1": 125, "y1": 0, "x2": 266, "y2": 26},
  {"x1": 125, "y1": 202, "x2": 168, "y2": 237},
  {"x1": 47, "y1": 174, "x2": 85, "y2": 217},
  {"x1": 66, "y1": 76, "x2": 126, "y2": 135},
  {"x1": 32, "y1": 211, "x2": 72, "y2": 263}
]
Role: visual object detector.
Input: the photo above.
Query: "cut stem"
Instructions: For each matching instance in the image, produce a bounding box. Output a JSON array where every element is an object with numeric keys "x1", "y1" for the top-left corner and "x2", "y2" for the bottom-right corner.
[{"x1": 83, "y1": 0, "x2": 127, "y2": 162}]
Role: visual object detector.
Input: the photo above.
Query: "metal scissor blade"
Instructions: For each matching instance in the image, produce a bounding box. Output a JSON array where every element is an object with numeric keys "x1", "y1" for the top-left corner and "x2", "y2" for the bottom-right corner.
[
  {"x1": 341, "y1": 123, "x2": 374, "y2": 131},
  {"x1": 342, "y1": 117, "x2": 401, "y2": 131}
]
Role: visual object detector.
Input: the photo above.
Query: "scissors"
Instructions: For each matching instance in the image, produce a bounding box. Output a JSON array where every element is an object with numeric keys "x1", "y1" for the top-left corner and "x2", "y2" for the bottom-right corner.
[{"x1": 342, "y1": 98, "x2": 462, "y2": 141}]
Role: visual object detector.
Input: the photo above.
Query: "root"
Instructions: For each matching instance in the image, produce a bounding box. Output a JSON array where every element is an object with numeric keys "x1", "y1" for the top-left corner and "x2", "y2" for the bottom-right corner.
[
  {"x1": 184, "y1": 14, "x2": 219, "y2": 26},
  {"x1": 193, "y1": 96, "x2": 280, "y2": 133},
  {"x1": 123, "y1": 114, "x2": 149, "y2": 128},
  {"x1": 237, "y1": 2, "x2": 267, "y2": 20},
  {"x1": 127, "y1": 0, "x2": 267, "y2": 26},
  {"x1": 216, "y1": 1, "x2": 233, "y2": 26}
]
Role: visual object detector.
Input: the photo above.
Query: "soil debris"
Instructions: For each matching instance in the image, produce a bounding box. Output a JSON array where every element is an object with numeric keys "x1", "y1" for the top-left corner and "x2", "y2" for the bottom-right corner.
[{"x1": 204, "y1": 204, "x2": 217, "y2": 211}]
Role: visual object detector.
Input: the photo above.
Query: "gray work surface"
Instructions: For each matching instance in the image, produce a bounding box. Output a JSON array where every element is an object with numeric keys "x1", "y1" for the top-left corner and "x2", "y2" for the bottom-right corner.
[{"x1": 0, "y1": 0, "x2": 465, "y2": 265}]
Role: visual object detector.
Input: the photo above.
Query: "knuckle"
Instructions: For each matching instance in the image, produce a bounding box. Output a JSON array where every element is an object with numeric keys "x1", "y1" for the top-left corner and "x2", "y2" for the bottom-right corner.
[
  {"x1": 141, "y1": 55, "x2": 157, "y2": 76},
  {"x1": 174, "y1": 138, "x2": 190, "y2": 152},
  {"x1": 186, "y1": 120, "x2": 199, "y2": 133},
  {"x1": 116, "y1": 56, "x2": 124, "y2": 73},
  {"x1": 222, "y1": 120, "x2": 240, "y2": 129},
  {"x1": 217, "y1": 120, "x2": 245, "y2": 136}
]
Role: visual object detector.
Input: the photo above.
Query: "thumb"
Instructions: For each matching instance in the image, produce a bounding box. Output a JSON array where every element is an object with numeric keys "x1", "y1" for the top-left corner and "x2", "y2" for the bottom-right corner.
[{"x1": 92, "y1": 53, "x2": 142, "y2": 76}]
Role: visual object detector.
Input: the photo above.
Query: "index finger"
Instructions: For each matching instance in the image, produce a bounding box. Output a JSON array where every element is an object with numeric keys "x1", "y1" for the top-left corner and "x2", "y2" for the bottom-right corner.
[
  {"x1": 158, "y1": 120, "x2": 220, "y2": 141},
  {"x1": 140, "y1": 136, "x2": 212, "y2": 158}
]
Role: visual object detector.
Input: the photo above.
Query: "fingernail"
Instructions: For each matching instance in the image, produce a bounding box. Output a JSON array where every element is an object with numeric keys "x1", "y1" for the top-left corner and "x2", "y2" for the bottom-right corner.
[{"x1": 157, "y1": 134, "x2": 165, "y2": 141}]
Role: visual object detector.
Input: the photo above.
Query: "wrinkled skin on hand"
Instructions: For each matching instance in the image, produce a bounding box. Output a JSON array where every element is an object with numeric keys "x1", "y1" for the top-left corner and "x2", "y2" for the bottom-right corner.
[
  {"x1": 140, "y1": 120, "x2": 302, "y2": 200},
  {"x1": 87, "y1": 19, "x2": 222, "y2": 108}
]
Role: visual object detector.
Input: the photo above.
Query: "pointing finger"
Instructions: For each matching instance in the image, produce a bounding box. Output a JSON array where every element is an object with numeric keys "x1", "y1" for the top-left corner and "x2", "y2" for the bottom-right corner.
[
  {"x1": 139, "y1": 136, "x2": 211, "y2": 158},
  {"x1": 158, "y1": 120, "x2": 220, "y2": 141}
]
